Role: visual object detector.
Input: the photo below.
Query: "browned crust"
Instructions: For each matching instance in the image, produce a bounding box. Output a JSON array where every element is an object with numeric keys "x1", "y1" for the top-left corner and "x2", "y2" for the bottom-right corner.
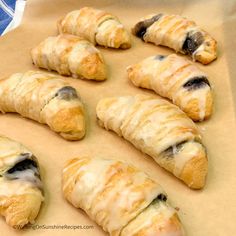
[
  {"x1": 49, "y1": 106, "x2": 86, "y2": 140},
  {"x1": 0, "y1": 193, "x2": 42, "y2": 228},
  {"x1": 176, "y1": 90, "x2": 213, "y2": 121},
  {"x1": 194, "y1": 35, "x2": 217, "y2": 64},
  {"x1": 180, "y1": 147, "x2": 208, "y2": 189}
]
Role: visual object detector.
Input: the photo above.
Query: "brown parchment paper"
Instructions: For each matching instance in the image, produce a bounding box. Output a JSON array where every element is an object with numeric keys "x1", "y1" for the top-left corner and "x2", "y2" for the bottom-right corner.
[{"x1": 0, "y1": 0, "x2": 236, "y2": 235}]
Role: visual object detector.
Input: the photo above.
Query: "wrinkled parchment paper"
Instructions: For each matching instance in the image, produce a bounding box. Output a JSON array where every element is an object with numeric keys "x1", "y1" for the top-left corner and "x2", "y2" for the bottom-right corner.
[{"x1": 0, "y1": 0, "x2": 236, "y2": 235}]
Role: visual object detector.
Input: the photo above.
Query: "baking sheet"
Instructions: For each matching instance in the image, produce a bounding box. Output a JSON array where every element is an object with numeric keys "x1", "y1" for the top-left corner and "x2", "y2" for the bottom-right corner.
[{"x1": 0, "y1": 0, "x2": 236, "y2": 235}]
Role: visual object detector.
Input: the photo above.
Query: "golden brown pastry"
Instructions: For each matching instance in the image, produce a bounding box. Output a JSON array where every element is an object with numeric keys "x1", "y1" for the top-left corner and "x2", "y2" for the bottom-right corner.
[
  {"x1": 127, "y1": 54, "x2": 213, "y2": 121},
  {"x1": 62, "y1": 156, "x2": 185, "y2": 236},
  {"x1": 0, "y1": 71, "x2": 86, "y2": 140},
  {"x1": 132, "y1": 13, "x2": 217, "y2": 64},
  {"x1": 96, "y1": 94, "x2": 208, "y2": 189},
  {"x1": 0, "y1": 135, "x2": 43, "y2": 228},
  {"x1": 58, "y1": 7, "x2": 131, "y2": 49},
  {"x1": 31, "y1": 34, "x2": 107, "y2": 81}
]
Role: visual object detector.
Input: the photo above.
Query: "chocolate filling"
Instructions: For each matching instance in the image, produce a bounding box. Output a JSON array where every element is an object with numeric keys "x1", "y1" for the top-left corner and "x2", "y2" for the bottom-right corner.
[
  {"x1": 183, "y1": 76, "x2": 210, "y2": 91},
  {"x1": 156, "y1": 193, "x2": 167, "y2": 201},
  {"x1": 182, "y1": 31, "x2": 204, "y2": 55},
  {"x1": 4, "y1": 153, "x2": 43, "y2": 190},
  {"x1": 154, "y1": 55, "x2": 167, "y2": 61},
  {"x1": 162, "y1": 141, "x2": 187, "y2": 158},
  {"x1": 133, "y1": 13, "x2": 163, "y2": 39},
  {"x1": 55, "y1": 86, "x2": 78, "y2": 100},
  {"x1": 7, "y1": 156, "x2": 38, "y2": 174}
]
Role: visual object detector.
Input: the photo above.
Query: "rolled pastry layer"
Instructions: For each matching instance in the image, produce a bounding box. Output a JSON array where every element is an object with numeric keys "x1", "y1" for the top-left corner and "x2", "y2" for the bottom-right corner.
[
  {"x1": 58, "y1": 7, "x2": 131, "y2": 49},
  {"x1": 0, "y1": 71, "x2": 86, "y2": 140},
  {"x1": 0, "y1": 136, "x2": 43, "y2": 228},
  {"x1": 127, "y1": 54, "x2": 213, "y2": 121},
  {"x1": 96, "y1": 94, "x2": 208, "y2": 189},
  {"x1": 62, "y1": 156, "x2": 185, "y2": 236},
  {"x1": 31, "y1": 34, "x2": 107, "y2": 81},
  {"x1": 132, "y1": 13, "x2": 217, "y2": 64}
]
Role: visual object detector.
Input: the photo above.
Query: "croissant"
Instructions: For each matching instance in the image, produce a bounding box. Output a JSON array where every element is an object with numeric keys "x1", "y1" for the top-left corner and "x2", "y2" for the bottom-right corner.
[
  {"x1": 31, "y1": 34, "x2": 107, "y2": 80},
  {"x1": 0, "y1": 135, "x2": 43, "y2": 228},
  {"x1": 127, "y1": 54, "x2": 213, "y2": 121},
  {"x1": 62, "y1": 156, "x2": 185, "y2": 236},
  {"x1": 132, "y1": 13, "x2": 217, "y2": 64},
  {"x1": 58, "y1": 7, "x2": 131, "y2": 49},
  {"x1": 96, "y1": 94, "x2": 208, "y2": 189},
  {"x1": 0, "y1": 71, "x2": 86, "y2": 140}
]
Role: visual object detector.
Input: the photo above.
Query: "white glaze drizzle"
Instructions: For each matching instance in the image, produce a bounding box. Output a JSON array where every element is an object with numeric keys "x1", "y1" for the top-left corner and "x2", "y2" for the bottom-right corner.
[
  {"x1": 96, "y1": 95, "x2": 202, "y2": 179},
  {"x1": 0, "y1": 136, "x2": 43, "y2": 195},
  {"x1": 0, "y1": 178, "x2": 43, "y2": 199},
  {"x1": 5, "y1": 167, "x2": 42, "y2": 190},
  {"x1": 144, "y1": 14, "x2": 196, "y2": 52},
  {"x1": 0, "y1": 136, "x2": 29, "y2": 171},
  {"x1": 128, "y1": 54, "x2": 210, "y2": 120},
  {"x1": 173, "y1": 141, "x2": 202, "y2": 176},
  {"x1": 96, "y1": 19, "x2": 124, "y2": 48},
  {"x1": 121, "y1": 201, "x2": 177, "y2": 236},
  {"x1": 64, "y1": 157, "x2": 164, "y2": 235},
  {"x1": 67, "y1": 41, "x2": 90, "y2": 75}
]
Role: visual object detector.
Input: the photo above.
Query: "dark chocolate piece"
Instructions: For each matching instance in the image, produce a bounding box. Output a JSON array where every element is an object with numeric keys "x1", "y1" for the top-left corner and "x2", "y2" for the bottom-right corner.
[
  {"x1": 183, "y1": 76, "x2": 210, "y2": 91},
  {"x1": 156, "y1": 193, "x2": 167, "y2": 202},
  {"x1": 7, "y1": 156, "x2": 37, "y2": 174},
  {"x1": 154, "y1": 55, "x2": 167, "y2": 61},
  {"x1": 133, "y1": 14, "x2": 163, "y2": 39},
  {"x1": 5, "y1": 153, "x2": 43, "y2": 190},
  {"x1": 162, "y1": 141, "x2": 187, "y2": 158},
  {"x1": 182, "y1": 31, "x2": 204, "y2": 55},
  {"x1": 55, "y1": 86, "x2": 78, "y2": 100}
]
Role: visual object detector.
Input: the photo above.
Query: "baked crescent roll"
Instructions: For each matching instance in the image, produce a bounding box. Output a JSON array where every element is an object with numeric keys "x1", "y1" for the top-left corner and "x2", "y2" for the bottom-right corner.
[
  {"x1": 0, "y1": 136, "x2": 43, "y2": 228},
  {"x1": 31, "y1": 34, "x2": 107, "y2": 81},
  {"x1": 96, "y1": 95, "x2": 208, "y2": 189},
  {"x1": 58, "y1": 7, "x2": 131, "y2": 49},
  {"x1": 0, "y1": 71, "x2": 86, "y2": 140},
  {"x1": 62, "y1": 156, "x2": 185, "y2": 236},
  {"x1": 127, "y1": 54, "x2": 213, "y2": 121},
  {"x1": 132, "y1": 13, "x2": 217, "y2": 64}
]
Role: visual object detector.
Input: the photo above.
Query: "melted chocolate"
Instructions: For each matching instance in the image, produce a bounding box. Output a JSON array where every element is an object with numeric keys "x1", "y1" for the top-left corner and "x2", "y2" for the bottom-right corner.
[
  {"x1": 154, "y1": 55, "x2": 167, "y2": 61},
  {"x1": 182, "y1": 31, "x2": 204, "y2": 55},
  {"x1": 7, "y1": 156, "x2": 37, "y2": 174},
  {"x1": 156, "y1": 193, "x2": 167, "y2": 201},
  {"x1": 133, "y1": 14, "x2": 163, "y2": 39},
  {"x1": 55, "y1": 86, "x2": 78, "y2": 100},
  {"x1": 162, "y1": 141, "x2": 187, "y2": 158},
  {"x1": 183, "y1": 76, "x2": 210, "y2": 91}
]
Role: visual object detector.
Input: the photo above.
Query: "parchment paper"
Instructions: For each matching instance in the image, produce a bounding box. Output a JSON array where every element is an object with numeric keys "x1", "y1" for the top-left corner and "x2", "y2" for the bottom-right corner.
[{"x1": 0, "y1": 0, "x2": 236, "y2": 235}]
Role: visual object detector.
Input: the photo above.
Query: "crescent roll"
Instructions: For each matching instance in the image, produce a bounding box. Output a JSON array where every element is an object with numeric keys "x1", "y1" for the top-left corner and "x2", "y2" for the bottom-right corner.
[
  {"x1": 0, "y1": 136, "x2": 43, "y2": 228},
  {"x1": 0, "y1": 71, "x2": 86, "y2": 140},
  {"x1": 62, "y1": 156, "x2": 185, "y2": 236},
  {"x1": 58, "y1": 7, "x2": 131, "y2": 49},
  {"x1": 127, "y1": 54, "x2": 213, "y2": 121},
  {"x1": 31, "y1": 34, "x2": 107, "y2": 81},
  {"x1": 132, "y1": 13, "x2": 217, "y2": 64},
  {"x1": 96, "y1": 95, "x2": 208, "y2": 189}
]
